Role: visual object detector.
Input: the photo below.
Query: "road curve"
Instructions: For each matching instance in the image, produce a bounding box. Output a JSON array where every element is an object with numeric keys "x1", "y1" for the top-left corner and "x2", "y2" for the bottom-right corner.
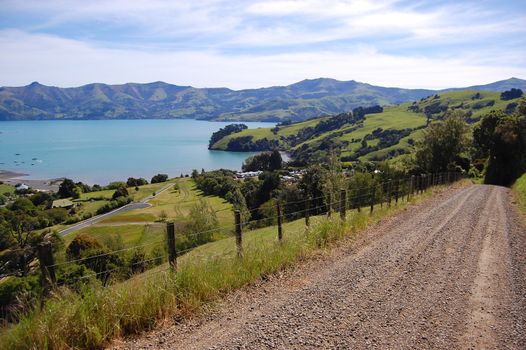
[
  {"x1": 59, "y1": 182, "x2": 174, "y2": 236},
  {"x1": 114, "y1": 184, "x2": 526, "y2": 349}
]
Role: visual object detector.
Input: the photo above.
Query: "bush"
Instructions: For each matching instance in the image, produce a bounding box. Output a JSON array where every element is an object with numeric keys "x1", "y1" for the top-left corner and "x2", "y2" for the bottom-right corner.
[
  {"x1": 96, "y1": 196, "x2": 131, "y2": 215},
  {"x1": 112, "y1": 187, "x2": 129, "y2": 200},
  {"x1": 151, "y1": 174, "x2": 168, "y2": 183}
]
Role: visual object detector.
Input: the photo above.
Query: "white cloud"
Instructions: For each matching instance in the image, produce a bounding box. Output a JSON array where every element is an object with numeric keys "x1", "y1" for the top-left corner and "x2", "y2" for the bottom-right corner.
[{"x1": 1, "y1": 30, "x2": 524, "y2": 90}]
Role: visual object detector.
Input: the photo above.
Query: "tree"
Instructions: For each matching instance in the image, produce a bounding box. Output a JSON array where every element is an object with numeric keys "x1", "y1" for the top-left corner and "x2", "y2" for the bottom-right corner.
[
  {"x1": 184, "y1": 200, "x2": 219, "y2": 245},
  {"x1": 57, "y1": 178, "x2": 76, "y2": 198},
  {"x1": 66, "y1": 235, "x2": 101, "y2": 260},
  {"x1": 474, "y1": 106, "x2": 526, "y2": 185},
  {"x1": 322, "y1": 151, "x2": 345, "y2": 212},
  {"x1": 126, "y1": 177, "x2": 148, "y2": 187},
  {"x1": 112, "y1": 187, "x2": 129, "y2": 200},
  {"x1": 151, "y1": 174, "x2": 168, "y2": 183},
  {"x1": 72, "y1": 186, "x2": 82, "y2": 200},
  {"x1": 242, "y1": 150, "x2": 282, "y2": 172},
  {"x1": 298, "y1": 165, "x2": 327, "y2": 215},
  {"x1": 414, "y1": 111, "x2": 471, "y2": 173}
]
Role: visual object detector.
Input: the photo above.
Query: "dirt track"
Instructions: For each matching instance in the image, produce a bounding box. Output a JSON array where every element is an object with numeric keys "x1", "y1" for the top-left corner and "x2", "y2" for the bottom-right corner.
[{"x1": 114, "y1": 184, "x2": 526, "y2": 349}]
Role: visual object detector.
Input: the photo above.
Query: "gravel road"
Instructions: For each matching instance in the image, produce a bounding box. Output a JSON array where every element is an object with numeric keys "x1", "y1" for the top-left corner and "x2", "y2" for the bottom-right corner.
[{"x1": 113, "y1": 184, "x2": 526, "y2": 350}]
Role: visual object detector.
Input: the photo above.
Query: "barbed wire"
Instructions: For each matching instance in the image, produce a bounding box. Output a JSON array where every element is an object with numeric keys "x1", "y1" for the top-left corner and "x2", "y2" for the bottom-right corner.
[{"x1": 15, "y1": 172, "x2": 461, "y2": 283}]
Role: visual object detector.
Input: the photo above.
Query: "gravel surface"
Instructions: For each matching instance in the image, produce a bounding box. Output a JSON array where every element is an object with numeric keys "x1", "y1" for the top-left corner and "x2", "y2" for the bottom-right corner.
[{"x1": 111, "y1": 184, "x2": 526, "y2": 350}]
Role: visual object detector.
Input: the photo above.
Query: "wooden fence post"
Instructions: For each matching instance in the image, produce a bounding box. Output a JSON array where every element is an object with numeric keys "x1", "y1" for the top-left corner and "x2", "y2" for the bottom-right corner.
[
  {"x1": 37, "y1": 241, "x2": 56, "y2": 294},
  {"x1": 370, "y1": 184, "x2": 375, "y2": 214},
  {"x1": 277, "y1": 202, "x2": 283, "y2": 242},
  {"x1": 327, "y1": 193, "x2": 332, "y2": 218},
  {"x1": 166, "y1": 222, "x2": 177, "y2": 271},
  {"x1": 395, "y1": 179, "x2": 400, "y2": 205},
  {"x1": 305, "y1": 198, "x2": 310, "y2": 227},
  {"x1": 410, "y1": 175, "x2": 415, "y2": 198},
  {"x1": 387, "y1": 179, "x2": 392, "y2": 208},
  {"x1": 339, "y1": 189, "x2": 346, "y2": 221},
  {"x1": 235, "y1": 210, "x2": 242, "y2": 256}
]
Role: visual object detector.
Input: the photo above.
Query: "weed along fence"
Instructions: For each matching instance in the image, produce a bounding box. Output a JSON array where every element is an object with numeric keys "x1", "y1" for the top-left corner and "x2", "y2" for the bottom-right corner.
[{"x1": 36, "y1": 171, "x2": 463, "y2": 293}]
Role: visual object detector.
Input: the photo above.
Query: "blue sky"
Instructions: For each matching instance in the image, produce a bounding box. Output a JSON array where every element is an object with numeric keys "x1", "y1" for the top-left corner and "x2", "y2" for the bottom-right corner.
[{"x1": 0, "y1": 0, "x2": 525, "y2": 89}]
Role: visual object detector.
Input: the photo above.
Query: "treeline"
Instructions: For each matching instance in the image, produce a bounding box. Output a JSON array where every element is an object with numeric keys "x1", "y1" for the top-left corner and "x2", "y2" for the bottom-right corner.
[
  {"x1": 208, "y1": 123, "x2": 247, "y2": 149},
  {"x1": 413, "y1": 99, "x2": 526, "y2": 186}
]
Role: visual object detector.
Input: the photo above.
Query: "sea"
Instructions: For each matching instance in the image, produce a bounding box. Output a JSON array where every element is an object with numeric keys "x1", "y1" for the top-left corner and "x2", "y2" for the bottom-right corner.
[{"x1": 0, "y1": 119, "x2": 275, "y2": 185}]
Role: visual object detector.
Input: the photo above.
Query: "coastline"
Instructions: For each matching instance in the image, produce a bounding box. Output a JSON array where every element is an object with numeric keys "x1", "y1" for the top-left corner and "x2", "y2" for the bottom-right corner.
[{"x1": 0, "y1": 170, "x2": 61, "y2": 192}]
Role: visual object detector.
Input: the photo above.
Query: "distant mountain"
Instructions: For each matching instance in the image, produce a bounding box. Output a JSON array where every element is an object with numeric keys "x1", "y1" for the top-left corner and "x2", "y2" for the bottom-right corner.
[
  {"x1": 0, "y1": 77, "x2": 524, "y2": 122},
  {"x1": 454, "y1": 77, "x2": 526, "y2": 92}
]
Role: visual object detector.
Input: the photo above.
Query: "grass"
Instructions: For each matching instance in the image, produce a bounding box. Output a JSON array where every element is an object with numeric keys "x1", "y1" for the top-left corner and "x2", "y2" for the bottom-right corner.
[
  {"x1": 99, "y1": 178, "x2": 232, "y2": 225},
  {"x1": 513, "y1": 172, "x2": 526, "y2": 215},
  {"x1": 0, "y1": 183, "x2": 16, "y2": 195},
  {"x1": 0, "y1": 180, "x2": 462, "y2": 350},
  {"x1": 62, "y1": 224, "x2": 165, "y2": 252},
  {"x1": 63, "y1": 178, "x2": 233, "y2": 252}
]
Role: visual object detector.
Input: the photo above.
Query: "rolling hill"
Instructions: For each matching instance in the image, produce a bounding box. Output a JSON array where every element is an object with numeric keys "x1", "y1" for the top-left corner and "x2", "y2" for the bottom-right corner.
[
  {"x1": 209, "y1": 89, "x2": 524, "y2": 163},
  {"x1": 1, "y1": 78, "x2": 524, "y2": 122}
]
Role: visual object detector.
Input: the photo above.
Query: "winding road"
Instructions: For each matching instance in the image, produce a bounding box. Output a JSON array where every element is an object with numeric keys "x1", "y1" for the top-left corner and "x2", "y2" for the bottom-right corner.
[
  {"x1": 114, "y1": 184, "x2": 526, "y2": 349},
  {"x1": 59, "y1": 182, "x2": 174, "y2": 236}
]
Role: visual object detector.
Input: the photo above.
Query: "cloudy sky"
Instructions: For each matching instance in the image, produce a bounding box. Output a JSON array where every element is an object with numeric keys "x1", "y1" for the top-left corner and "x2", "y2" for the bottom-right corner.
[{"x1": 0, "y1": 0, "x2": 525, "y2": 89}]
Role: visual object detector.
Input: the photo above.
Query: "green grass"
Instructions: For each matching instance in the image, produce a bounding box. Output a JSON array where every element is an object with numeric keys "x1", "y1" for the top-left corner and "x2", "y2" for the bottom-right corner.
[
  {"x1": 0, "y1": 183, "x2": 16, "y2": 195},
  {"x1": 0, "y1": 182, "x2": 458, "y2": 350},
  {"x1": 63, "y1": 224, "x2": 165, "y2": 253},
  {"x1": 65, "y1": 179, "x2": 233, "y2": 252},
  {"x1": 513, "y1": 172, "x2": 526, "y2": 215},
  {"x1": 99, "y1": 178, "x2": 233, "y2": 226}
]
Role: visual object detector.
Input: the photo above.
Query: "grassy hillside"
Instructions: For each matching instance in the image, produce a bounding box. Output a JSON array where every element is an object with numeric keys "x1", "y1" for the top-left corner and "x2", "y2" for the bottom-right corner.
[
  {"x1": 63, "y1": 178, "x2": 233, "y2": 250},
  {"x1": 513, "y1": 172, "x2": 526, "y2": 216},
  {"x1": 211, "y1": 90, "x2": 523, "y2": 163}
]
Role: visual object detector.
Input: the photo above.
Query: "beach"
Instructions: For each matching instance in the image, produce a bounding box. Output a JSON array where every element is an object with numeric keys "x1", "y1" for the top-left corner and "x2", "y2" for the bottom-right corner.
[{"x1": 0, "y1": 170, "x2": 61, "y2": 192}]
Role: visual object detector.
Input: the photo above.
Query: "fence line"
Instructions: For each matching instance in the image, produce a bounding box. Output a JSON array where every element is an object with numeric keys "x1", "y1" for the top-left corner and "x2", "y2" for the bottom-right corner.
[{"x1": 33, "y1": 172, "x2": 462, "y2": 291}]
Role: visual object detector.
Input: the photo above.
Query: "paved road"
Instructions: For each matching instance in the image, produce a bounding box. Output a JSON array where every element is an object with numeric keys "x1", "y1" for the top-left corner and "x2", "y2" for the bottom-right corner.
[
  {"x1": 59, "y1": 182, "x2": 174, "y2": 236},
  {"x1": 116, "y1": 184, "x2": 526, "y2": 349}
]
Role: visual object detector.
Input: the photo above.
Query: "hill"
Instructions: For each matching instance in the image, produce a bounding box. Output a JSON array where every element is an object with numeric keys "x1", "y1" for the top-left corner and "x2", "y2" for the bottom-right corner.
[
  {"x1": 210, "y1": 89, "x2": 524, "y2": 163},
  {"x1": 1, "y1": 78, "x2": 524, "y2": 122}
]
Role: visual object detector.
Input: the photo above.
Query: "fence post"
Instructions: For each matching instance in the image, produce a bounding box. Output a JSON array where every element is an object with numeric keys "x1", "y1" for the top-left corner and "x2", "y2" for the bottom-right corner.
[
  {"x1": 387, "y1": 179, "x2": 392, "y2": 208},
  {"x1": 327, "y1": 193, "x2": 332, "y2": 218},
  {"x1": 277, "y1": 201, "x2": 283, "y2": 242},
  {"x1": 356, "y1": 190, "x2": 361, "y2": 213},
  {"x1": 427, "y1": 174, "x2": 431, "y2": 190},
  {"x1": 305, "y1": 197, "x2": 310, "y2": 227},
  {"x1": 166, "y1": 222, "x2": 177, "y2": 271},
  {"x1": 235, "y1": 210, "x2": 242, "y2": 256},
  {"x1": 370, "y1": 184, "x2": 375, "y2": 214},
  {"x1": 395, "y1": 179, "x2": 400, "y2": 205},
  {"x1": 37, "y1": 242, "x2": 56, "y2": 295},
  {"x1": 410, "y1": 175, "x2": 415, "y2": 198},
  {"x1": 339, "y1": 189, "x2": 346, "y2": 221}
]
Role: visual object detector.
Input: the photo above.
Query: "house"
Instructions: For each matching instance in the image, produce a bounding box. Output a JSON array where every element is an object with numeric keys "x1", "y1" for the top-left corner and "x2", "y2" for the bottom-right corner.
[
  {"x1": 51, "y1": 199, "x2": 75, "y2": 210},
  {"x1": 15, "y1": 183, "x2": 30, "y2": 192}
]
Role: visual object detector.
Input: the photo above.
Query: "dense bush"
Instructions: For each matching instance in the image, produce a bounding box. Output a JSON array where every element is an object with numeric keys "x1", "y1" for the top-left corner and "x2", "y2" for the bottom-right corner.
[
  {"x1": 242, "y1": 150, "x2": 282, "y2": 172},
  {"x1": 151, "y1": 174, "x2": 168, "y2": 183},
  {"x1": 500, "y1": 88, "x2": 523, "y2": 101},
  {"x1": 96, "y1": 196, "x2": 132, "y2": 215},
  {"x1": 208, "y1": 123, "x2": 247, "y2": 148},
  {"x1": 126, "y1": 177, "x2": 148, "y2": 187}
]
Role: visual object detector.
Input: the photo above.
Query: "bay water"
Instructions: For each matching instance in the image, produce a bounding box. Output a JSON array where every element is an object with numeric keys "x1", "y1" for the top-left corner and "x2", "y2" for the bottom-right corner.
[{"x1": 0, "y1": 120, "x2": 274, "y2": 185}]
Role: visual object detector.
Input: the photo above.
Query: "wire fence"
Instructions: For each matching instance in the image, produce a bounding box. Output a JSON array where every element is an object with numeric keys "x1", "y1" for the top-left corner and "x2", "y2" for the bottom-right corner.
[{"x1": 27, "y1": 171, "x2": 462, "y2": 291}]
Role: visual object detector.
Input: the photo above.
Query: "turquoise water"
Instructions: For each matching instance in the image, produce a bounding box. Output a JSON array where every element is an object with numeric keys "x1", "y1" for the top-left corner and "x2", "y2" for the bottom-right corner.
[{"x1": 0, "y1": 120, "x2": 274, "y2": 185}]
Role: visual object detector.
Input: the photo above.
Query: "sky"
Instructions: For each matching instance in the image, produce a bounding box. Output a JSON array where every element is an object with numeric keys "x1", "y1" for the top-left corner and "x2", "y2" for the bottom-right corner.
[{"x1": 0, "y1": 0, "x2": 525, "y2": 90}]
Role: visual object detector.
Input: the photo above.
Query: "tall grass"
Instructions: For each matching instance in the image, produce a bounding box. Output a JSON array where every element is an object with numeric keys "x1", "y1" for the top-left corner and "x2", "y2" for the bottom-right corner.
[
  {"x1": 0, "y1": 185, "x2": 447, "y2": 349},
  {"x1": 513, "y1": 172, "x2": 526, "y2": 215}
]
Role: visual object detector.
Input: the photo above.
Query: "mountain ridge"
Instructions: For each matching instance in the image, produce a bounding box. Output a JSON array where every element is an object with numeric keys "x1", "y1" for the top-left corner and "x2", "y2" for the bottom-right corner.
[{"x1": 0, "y1": 77, "x2": 524, "y2": 122}]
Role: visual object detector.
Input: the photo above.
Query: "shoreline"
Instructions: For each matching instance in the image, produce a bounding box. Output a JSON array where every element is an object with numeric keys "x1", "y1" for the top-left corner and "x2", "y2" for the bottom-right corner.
[{"x1": 0, "y1": 170, "x2": 61, "y2": 192}]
